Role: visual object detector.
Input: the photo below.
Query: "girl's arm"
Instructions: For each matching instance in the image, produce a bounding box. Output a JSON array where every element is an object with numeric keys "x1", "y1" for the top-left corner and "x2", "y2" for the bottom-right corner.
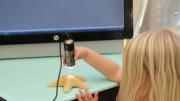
[{"x1": 74, "y1": 46, "x2": 122, "y2": 83}]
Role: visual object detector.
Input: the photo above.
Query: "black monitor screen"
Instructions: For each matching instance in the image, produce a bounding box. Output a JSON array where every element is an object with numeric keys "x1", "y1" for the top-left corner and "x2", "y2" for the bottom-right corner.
[{"x1": 0, "y1": 0, "x2": 132, "y2": 44}]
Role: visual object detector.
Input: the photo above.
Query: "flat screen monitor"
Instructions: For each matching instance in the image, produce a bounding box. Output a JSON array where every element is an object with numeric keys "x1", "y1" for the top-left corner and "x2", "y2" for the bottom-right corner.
[{"x1": 0, "y1": 0, "x2": 133, "y2": 58}]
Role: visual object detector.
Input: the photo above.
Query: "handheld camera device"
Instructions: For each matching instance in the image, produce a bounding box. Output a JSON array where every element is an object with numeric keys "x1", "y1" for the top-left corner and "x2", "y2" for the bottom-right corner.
[{"x1": 64, "y1": 39, "x2": 75, "y2": 68}]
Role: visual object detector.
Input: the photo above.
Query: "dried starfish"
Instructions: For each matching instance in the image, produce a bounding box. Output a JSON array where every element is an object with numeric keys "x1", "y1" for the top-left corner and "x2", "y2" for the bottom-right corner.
[{"x1": 48, "y1": 75, "x2": 89, "y2": 93}]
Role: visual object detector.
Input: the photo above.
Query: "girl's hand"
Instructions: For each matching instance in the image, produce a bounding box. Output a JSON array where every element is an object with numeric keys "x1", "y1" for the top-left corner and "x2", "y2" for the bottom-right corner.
[
  {"x1": 63, "y1": 46, "x2": 89, "y2": 65},
  {"x1": 74, "y1": 46, "x2": 89, "y2": 61},
  {"x1": 76, "y1": 89, "x2": 98, "y2": 101}
]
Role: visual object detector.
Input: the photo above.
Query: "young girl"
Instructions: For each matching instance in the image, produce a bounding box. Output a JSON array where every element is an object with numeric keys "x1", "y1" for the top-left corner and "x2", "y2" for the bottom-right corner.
[{"x1": 74, "y1": 29, "x2": 180, "y2": 101}]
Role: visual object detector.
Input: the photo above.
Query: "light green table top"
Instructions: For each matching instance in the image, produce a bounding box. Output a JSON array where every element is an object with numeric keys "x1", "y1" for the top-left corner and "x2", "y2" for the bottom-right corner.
[{"x1": 0, "y1": 54, "x2": 122, "y2": 101}]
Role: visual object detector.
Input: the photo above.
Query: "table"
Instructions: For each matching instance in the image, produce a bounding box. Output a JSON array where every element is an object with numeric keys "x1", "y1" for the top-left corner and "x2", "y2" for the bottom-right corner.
[{"x1": 0, "y1": 53, "x2": 122, "y2": 101}]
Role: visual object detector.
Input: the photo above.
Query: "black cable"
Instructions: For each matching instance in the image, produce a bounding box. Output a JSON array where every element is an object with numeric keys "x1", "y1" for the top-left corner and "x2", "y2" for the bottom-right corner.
[
  {"x1": 65, "y1": 32, "x2": 72, "y2": 39},
  {"x1": 52, "y1": 41, "x2": 63, "y2": 101}
]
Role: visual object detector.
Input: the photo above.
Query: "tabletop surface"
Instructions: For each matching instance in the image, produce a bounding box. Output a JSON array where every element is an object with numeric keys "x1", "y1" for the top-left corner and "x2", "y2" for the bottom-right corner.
[{"x1": 0, "y1": 53, "x2": 122, "y2": 101}]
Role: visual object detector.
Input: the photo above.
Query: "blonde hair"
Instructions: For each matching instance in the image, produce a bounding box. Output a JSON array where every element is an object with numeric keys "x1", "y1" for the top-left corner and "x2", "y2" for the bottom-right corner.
[{"x1": 118, "y1": 29, "x2": 180, "y2": 101}]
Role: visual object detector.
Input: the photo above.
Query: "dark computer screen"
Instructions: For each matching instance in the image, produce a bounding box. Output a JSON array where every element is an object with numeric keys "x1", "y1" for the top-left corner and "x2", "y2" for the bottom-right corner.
[
  {"x1": 0, "y1": 0, "x2": 132, "y2": 44},
  {"x1": 0, "y1": 0, "x2": 124, "y2": 34}
]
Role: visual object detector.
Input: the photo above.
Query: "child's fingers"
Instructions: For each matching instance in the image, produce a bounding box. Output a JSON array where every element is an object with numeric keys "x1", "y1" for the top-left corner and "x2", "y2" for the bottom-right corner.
[
  {"x1": 83, "y1": 95, "x2": 89, "y2": 101},
  {"x1": 79, "y1": 89, "x2": 84, "y2": 96},
  {"x1": 74, "y1": 54, "x2": 79, "y2": 61},
  {"x1": 94, "y1": 92, "x2": 99, "y2": 101},
  {"x1": 77, "y1": 89, "x2": 85, "y2": 101},
  {"x1": 85, "y1": 89, "x2": 93, "y2": 100},
  {"x1": 74, "y1": 51, "x2": 81, "y2": 61},
  {"x1": 77, "y1": 89, "x2": 90, "y2": 101},
  {"x1": 74, "y1": 46, "x2": 83, "y2": 61},
  {"x1": 76, "y1": 94, "x2": 83, "y2": 101}
]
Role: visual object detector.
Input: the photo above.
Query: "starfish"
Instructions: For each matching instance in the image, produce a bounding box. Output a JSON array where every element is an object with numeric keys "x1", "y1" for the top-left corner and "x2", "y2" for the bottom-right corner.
[{"x1": 48, "y1": 75, "x2": 89, "y2": 93}]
